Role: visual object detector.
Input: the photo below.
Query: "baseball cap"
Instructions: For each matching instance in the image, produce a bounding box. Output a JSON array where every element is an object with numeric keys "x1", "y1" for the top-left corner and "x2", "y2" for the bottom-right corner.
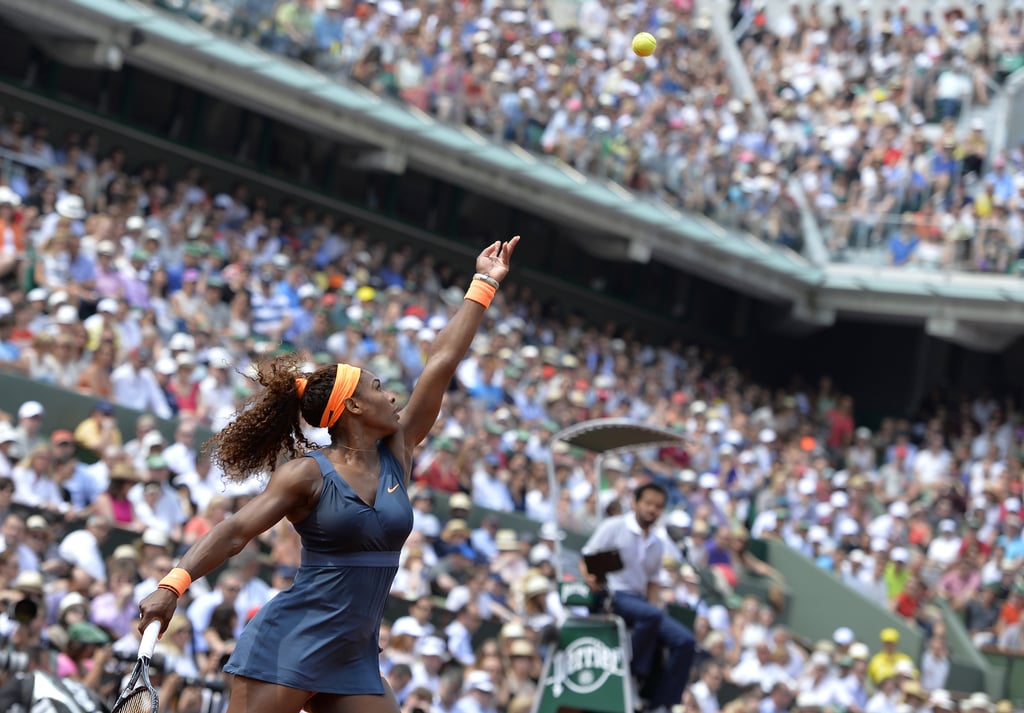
[
  {"x1": 55, "y1": 304, "x2": 79, "y2": 325},
  {"x1": 141, "y1": 431, "x2": 166, "y2": 450},
  {"x1": 50, "y1": 429, "x2": 74, "y2": 445},
  {"x1": 391, "y1": 616, "x2": 426, "y2": 638},
  {"x1": 67, "y1": 621, "x2": 109, "y2": 645},
  {"x1": 466, "y1": 670, "x2": 494, "y2": 693},
  {"x1": 448, "y1": 492, "x2": 471, "y2": 510},
  {"x1": 112, "y1": 544, "x2": 139, "y2": 561},
  {"x1": 509, "y1": 639, "x2": 534, "y2": 657},
  {"x1": 880, "y1": 627, "x2": 900, "y2": 644},
  {"x1": 539, "y1": 522, "x2": 566, "y2": 541},
  {"x1": 58, "y1": 592, "x2": 89, "y2": 616},
  {"x1": 418, "y1": 636, "x2": 448, "y2": 658},
  {"x1": 26, "y1": 514, "x2": 48, "y2": 530},
  {"x1": 18, "y1": 400, "x2": 44, "y2": 420},
  {"x1": 890, "y1": 547, "x2": 909, "y2": 563},
  {"x1": 141, "y1": 528, "x2": 170, "y2": 548},
  {"x1": 833, "y1": 627, "x2": 855, "y2": 646},
  {"x1": 96, "y1": 297, "x2": 119, "y2": 314}
]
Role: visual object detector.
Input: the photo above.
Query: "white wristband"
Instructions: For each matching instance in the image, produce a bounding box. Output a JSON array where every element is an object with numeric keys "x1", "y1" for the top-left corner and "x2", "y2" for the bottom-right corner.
[{"x1": 473, "y1": 273, "x2": 500, "y2": 289}]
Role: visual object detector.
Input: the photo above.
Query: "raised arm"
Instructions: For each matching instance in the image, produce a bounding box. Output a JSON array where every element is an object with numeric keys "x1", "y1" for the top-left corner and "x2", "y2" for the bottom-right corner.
[
  {"x1": 395, "y1": 237, "x2": 519, "y2": 465},
  {"x1": 138, "y1": 457, "x2": 321, "y2": 635}
]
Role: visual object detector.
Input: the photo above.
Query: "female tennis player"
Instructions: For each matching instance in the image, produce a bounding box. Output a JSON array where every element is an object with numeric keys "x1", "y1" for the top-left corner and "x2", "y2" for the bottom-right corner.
[{"x1": 138, "y1": 237, "x2": 519, "y2": 713}]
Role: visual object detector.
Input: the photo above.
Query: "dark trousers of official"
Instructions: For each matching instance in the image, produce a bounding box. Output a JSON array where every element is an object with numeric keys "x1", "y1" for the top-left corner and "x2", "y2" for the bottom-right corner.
[{"x1": 612, "y1": 591, "x2": 697, "y2": 709}]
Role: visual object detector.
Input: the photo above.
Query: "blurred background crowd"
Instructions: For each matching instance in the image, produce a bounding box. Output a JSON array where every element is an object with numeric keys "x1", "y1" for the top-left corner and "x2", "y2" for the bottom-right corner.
[
  {"x1": 131, "y1": 0, "x2": 1024, "y2": 272},
  {"x1": 0, "y1": 98, "x2": 1021, "y2": 711}
]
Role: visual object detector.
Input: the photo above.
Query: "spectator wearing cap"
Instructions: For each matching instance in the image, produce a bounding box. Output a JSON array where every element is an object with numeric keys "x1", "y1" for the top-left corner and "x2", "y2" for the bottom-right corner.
[
  {"x1": 884, "y1": 547, "x2": 912, "y2": 602},
  {"x1": 111, "y1": 347, "x2": 173, "y2": 419},
  {"x1": 926, "y1": 519, "x2": 963, "y2": 568},
  {"x1": 385, "y1": 615, "x2": 426, "y2": 673},
  {"x1": 58, "y1": 620, "x2": 111, "y2": 690},
  {"x1": 72, "y1": 399, "x2": 123, "y2": 460},
  {"x1": 90, "y1": 548, "x2": 139, "y2": 639},
  {"x1": 57, "y1": 514, "x2": 111, "y2": 584},
  {"x1": 13, "y1": 399, "x2": 45, "y2": 460},
  {"x1": 22, "y1": 514, "x2": 61, "y2": 576},
  {"x1": 455, "y1": 669, "x2": 497, "y2": 713},
  {"x1": 867, "y1": 628, "x2": 914, "y2": 686},
  {"x1": 50, "y1": 429, "x2": 102, "y2": 514},
  {"x1": 408, "y1": 634, "x2": 448, "y2": 694},
  {"x1": 91, "y1": 461, "x2": 145, "y2": 532},
  {"x1": 166, "y1": 352, "x2": 201, "y2": 417},
  {"x1": 0, "y1": 422, "x2": 18, "y2": 479}
]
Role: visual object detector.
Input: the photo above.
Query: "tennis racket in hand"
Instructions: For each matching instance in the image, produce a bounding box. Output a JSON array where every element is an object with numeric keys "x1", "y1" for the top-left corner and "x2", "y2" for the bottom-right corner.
[{"x1": 110, "y1": 621, "x2": 160, "y2": 713}]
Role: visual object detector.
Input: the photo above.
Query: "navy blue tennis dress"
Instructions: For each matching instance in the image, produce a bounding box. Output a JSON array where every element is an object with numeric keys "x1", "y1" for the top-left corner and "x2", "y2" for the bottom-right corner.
[{"x1": 224, "y1": 446, "x2": 412, "y2": 694}]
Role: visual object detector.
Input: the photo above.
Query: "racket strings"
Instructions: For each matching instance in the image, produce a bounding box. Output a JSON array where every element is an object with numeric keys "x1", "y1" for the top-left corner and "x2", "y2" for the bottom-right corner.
[{"x1": 114, "y1": 687, "x2": 157, "y2": 713}]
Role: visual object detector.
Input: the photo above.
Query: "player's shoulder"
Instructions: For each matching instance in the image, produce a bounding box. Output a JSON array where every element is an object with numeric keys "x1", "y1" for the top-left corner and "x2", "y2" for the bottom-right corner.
[{"x1": 272, "y1": 453, "x2": 324, "y2": 489}]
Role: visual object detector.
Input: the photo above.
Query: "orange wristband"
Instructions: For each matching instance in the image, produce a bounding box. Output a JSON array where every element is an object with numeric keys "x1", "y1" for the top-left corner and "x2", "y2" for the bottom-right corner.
[
  {"x1": 157, "y1": 567, "x2": 192, "y2": 598},
  {"x1": 465, "y1": 279, "x2": 497, "y2": 308}
]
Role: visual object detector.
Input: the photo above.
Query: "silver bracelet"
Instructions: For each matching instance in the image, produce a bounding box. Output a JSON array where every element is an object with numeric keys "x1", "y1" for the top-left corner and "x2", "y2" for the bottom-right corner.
[{"x1": 473, "y1": 273, "x2": 500, "y2": 289}]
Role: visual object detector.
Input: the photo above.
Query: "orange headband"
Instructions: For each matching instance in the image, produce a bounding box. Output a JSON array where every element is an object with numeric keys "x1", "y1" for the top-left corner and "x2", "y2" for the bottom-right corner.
[{"x1": 319, "y1": 363, "x2": 361, "y2": 429}]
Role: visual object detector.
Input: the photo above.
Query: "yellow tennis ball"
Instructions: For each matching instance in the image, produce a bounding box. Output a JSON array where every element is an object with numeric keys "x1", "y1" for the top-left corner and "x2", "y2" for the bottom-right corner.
[{"x1": 632, "y1": 32, "x2": 657, "y2": 57}]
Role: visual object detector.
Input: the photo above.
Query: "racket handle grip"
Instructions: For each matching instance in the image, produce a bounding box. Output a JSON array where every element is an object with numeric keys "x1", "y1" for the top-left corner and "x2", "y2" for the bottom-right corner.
[{"x1": 139, "y1": 621, "x2": 161, "y2": 660}]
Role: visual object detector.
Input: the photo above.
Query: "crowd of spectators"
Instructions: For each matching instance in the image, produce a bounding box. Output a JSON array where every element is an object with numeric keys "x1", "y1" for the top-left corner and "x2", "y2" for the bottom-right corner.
[
  {"x1": 143, "y1": 0, "x2": 1024, "y2": 273},
  {"x1": 141, "y1": 0, "x2": 806, "y2": 252},
  {"x1": 735, "y1": 1, "x2": 1024, "y2": 271},
  {"x1": 0, "y1": 102, "x2": 1023, "y2": 713}
]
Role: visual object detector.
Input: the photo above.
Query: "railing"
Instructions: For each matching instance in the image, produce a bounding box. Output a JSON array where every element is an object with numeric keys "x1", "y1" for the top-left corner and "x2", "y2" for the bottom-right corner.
[{"x1": 819, "y1": 209, "x2": 1024, "y2": 275}]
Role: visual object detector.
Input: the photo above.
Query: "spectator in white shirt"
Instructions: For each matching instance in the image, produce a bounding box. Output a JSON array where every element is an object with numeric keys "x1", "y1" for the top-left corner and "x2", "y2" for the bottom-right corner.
[
  {"x1": 11, "y1": 444, "x2": 67, "y2": 514},
  {"x1": 732, "y1": 641, "x2": 790, "y2": 691},
  {"x1": 444, "y1": 602, "x2": 481, "y2": 667},
  {"x1": 128, "y1": 454, "x2": 187, "y2": 540},
  {"x1": 162, "y1": 418, "x2": 199, "y2": 478},
  {"x1": 926, "y1": 520, "x2": 962, "y2": 567},
  {"x1": 57, "y1": 514, "x2": 112, "y2": 584},
  {"x1": 110, "y1": 347, "x2": 172, "y2": 419},
  {"x1": 689, "y1": 660, "x2": 723, "y2": 713}
]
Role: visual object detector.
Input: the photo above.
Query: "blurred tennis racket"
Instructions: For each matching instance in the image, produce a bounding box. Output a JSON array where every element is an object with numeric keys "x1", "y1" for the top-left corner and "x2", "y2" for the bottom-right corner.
[{"x1": 110, "y1": 621, "x2": 161, "y2": 713}]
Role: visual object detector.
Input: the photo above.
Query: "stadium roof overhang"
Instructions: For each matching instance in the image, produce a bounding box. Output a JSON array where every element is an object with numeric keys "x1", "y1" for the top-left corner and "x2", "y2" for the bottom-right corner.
[{"x1": 4, "y1": 0, "x2": 1024, "y2": 352}]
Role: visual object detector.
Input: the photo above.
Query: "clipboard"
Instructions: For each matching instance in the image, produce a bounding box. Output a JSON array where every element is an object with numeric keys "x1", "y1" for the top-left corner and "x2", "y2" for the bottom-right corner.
[{"x1": 583, "y1": 549, "x2": 624, "y2": 577}]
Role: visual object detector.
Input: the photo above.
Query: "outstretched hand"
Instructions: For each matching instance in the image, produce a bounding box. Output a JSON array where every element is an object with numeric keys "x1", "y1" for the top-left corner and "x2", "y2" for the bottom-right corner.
[{"x1": 476, "y1": 236, "x2": 520, "y2": 284}]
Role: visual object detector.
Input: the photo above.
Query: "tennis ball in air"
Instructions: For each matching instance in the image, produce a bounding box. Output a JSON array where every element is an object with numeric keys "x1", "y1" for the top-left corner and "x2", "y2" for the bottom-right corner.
[{"x1": 632, "y1": 32, "x2": 657, "y2": 57}]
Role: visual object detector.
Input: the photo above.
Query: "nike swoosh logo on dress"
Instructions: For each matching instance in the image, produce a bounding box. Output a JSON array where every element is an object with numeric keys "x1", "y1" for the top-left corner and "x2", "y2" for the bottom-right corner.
[{"x1": 387, "y1": 483, "x2": 399, "y2": 493}]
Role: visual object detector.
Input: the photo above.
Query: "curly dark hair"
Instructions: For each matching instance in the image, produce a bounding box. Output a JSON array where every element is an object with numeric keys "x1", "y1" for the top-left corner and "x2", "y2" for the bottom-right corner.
[{"x1": 206, "y1": 355, "x2": 350, "y2": 482}]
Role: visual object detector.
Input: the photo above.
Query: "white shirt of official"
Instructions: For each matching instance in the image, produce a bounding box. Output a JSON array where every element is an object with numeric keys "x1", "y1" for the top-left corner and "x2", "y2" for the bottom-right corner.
[{"x1": 582, "y1": 512, "x2": 662, "y2": 595}]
